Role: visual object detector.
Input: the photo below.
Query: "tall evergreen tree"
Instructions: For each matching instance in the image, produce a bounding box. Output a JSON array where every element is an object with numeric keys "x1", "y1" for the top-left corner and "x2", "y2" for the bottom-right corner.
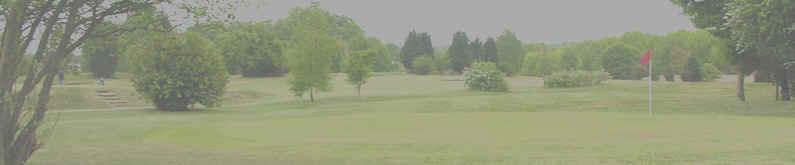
[
  {"x1": 497, "y1": 30, "x2": 526, "y2": 76},
  {"x1": 400, "y1": 31, "x2": 419, "y2": 70},
  {"x1": 470, "y1": 38, "x2": 484, "y2": 62},
  {"x1": 420, "y1": 33, "x2": 435, "y2": 57},
  {"x1": 400, "y1": 31, "x2": 434, "y2": 73},
  {"x1": 484, "y1": 37, "x2": 499, "y2": 64},
  {"x1": 449, "y1": 31, "x2": 472, "y2": 73}
]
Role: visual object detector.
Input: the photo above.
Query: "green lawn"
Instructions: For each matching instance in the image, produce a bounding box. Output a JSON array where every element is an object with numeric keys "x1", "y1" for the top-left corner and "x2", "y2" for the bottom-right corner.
[{"x1": 30, "y1": 73, "x2": 795, "y2": 165}]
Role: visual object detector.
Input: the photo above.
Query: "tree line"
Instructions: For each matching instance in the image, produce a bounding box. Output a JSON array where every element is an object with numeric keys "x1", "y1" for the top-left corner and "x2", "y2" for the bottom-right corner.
[
  {"x1": 400, "y1": 29, "x2": 729, "y2": 83},
  {"x1": 522, "y1": 30, "x2": 729, "y2": 81},
  {"x1": 400, "y1": 30, "x2": 524, "y2": 76},
  {"x1": 82, "y1": 5, "x2": 401, "y2": 80}
]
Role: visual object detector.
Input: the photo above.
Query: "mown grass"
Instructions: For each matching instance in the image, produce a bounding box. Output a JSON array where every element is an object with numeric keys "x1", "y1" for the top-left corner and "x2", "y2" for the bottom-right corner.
[{"x1": 30, "y1": 73, "x2": 795, "y2": 165}]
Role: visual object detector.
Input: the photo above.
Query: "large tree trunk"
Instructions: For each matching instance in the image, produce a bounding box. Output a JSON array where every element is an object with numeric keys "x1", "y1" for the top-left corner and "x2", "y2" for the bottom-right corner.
[
  {"x1": 1, "y1": 1, "x2": 28, "y2": 164},
  {"x1": 778, "y1": 68, "x2": 791, "y2": 101},
  {"x1": 310, "y1": 87, "x2": 315, "y2": 102},
  {"x1": 1, "y1": 105, "x2": 7, "y2": 165},
  {"x1": 738, "y1": 71, "x2": 746, "y2": 101}
]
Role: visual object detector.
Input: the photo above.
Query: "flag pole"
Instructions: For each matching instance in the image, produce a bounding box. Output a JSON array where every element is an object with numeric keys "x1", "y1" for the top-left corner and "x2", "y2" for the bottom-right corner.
[{"x1": 649, "y1": 54, "x2": 653, "y2": 117}]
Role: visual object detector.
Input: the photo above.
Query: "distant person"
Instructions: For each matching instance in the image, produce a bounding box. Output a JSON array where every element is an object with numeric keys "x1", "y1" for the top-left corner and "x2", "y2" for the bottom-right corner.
[
  {"x1": 98, "y1": 77, "x2": 105, "y2": 86},
  {"x1": 58, "y1": 70, "x2": 64, "y2": 85}
]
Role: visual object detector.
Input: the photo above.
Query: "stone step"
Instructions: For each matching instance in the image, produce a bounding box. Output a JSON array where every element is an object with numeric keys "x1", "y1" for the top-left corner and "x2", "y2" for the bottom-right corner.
[
  {"x1": 103, "y1": 97, "x2": 122, "y2": 101},
  {"x1": 65, "y1": 82, "x2": 92, "y2": 86},
  {"x1": 96, "y1": 93, "x2": 117, "y2": 97},
  {"x1": 105, "y1": 101, "x2": 128, "y2": 104}
]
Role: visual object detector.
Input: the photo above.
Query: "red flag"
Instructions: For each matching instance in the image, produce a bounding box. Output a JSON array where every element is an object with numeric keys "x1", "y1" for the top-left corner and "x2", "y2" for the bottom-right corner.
[{"x1": 638, "y1": 50, "x2": 652, "y2": 67}]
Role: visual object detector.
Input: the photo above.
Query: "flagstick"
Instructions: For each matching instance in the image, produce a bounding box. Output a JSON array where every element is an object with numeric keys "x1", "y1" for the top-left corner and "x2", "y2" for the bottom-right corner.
[{"x1": 649, "y1": 56, "x2": 653, "y2": 117}]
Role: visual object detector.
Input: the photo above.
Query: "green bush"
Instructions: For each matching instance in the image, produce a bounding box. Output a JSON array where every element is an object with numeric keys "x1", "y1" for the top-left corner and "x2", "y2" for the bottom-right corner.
[
  {"x1": 544, "y1": 71, "x2": 609, "y2": 88},
  {"x1": 664, "y1": 72, "x2": 676, "y2": 82},
  {"x1": 701, "y1": 63, "x2": 722, "y2": 81},
  {"x1": 464, "y1": 62, "x2": 509, "y2": 92},
  {"x1": 682, "y1": 56, "x2": 703, "y2": 82},
  {"x1": 129, "y1": 32, "x2": 229, "y2": 111},
  {"x1": 412, "y1": 55, "x2": 436, "y2": 75}
]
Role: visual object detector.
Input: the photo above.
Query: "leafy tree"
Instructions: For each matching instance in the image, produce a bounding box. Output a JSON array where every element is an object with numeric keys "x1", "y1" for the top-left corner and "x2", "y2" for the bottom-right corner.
[
  {"x1": 350, "y1": 37, "x2": 395, "y2": 72},
  {"x1": 722, "y1": 0, "x2": 795, "y2": 100},
  {"x1": 275, "y1": 3, "x2": 366, "y2": 73},
  {"x1": 654, "y1": 35, "x2": 681, "y2": 81},
  {"x1": 385, "y1": 43, "x2": 402, "y2": 66},
  {"x1": 560, "y1": 47, "x2": 580, "y2": 71},
  {"x1": 484, "y1": 37, "x2": 499, "y2": 64},
  {"x1": 521, "y1": 52, "x2": 539, "y2": 76},
  {"x1": 344, "y1": 50, "x2": 375, "y2": 96},
  {"x1": 496, "y1": 30, "x2": 526, "y2": 76},
  {"x1": 186, "y1": 21, "x2": 228, "y2": 44},
  {"x1": 130, "y1": 32, "x2": 229, "y2": 111},
  {"x1": 117, "y1": 9, "x2": 174, "y2": 73},
  {"x1": 682, "y1": 55, "x2": 703, "y2": 82},
  {"x1": 82, "y1": 23, "x2": 122, "y2": 78},
  {"x1": 284, "y1": 5, "x2": 340, "y2": 102},
  {"x1": 698, "y1": 0, "x2": 793, "y2": 100},
  {"x1": 449, "y1": 31, "x2": 472, "y2": 73},
  {"x1": 216, "y1": 22, "x2": 286, "y2": 77},
  {"x1": 0, "y1": 0, "x2": 239, "y2": 163},
  {"x1": 620, "y1": 31, "x2": 664, "y2": 80},
  {"x1": 602, "y1": 43, "x2": 643, "y2": 80},
  {"x1": 672, "y1": 0, "x2": 756, "y2": 101},
  {"x1": 620, "y1": 31, "x2": 661, "y2": 52},
  {"x1": 569, "y1": 40, "x2": 607, "y2": 72},
  {"x1": 535, "y1": 50, "x2": 563, "y2": 76}
]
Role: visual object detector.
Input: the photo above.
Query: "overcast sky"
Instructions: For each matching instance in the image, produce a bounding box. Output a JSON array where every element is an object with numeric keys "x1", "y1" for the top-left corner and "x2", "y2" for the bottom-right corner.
[{"x1": 235, "y1": 0, "x2": 695, "y2": 46}]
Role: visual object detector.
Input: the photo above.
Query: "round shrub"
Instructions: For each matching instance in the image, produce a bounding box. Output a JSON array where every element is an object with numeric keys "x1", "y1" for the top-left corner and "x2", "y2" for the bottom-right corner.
[
  {"x1": 129, "y1": 32, "x2": 229, "y2": 111},
  {"x1": 664, "y1": 72, "x2": 676, "y2": 82},
  {"x1": 544, "y1": 71, "x2": 609, "y2": 88},
  {"x1": 412, "y1": 55, "x2": 436, "y2": 75},
  {"x1": 464, "y1": 62, "x2": 509, "y2": 92}
]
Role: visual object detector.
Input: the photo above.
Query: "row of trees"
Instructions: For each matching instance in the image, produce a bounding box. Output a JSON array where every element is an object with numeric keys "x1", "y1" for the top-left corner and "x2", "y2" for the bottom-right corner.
[
  {"x1": 403, "y1": 29, "x2": 728, "y2": 82},
  {"x1": 448, "y1": 32, "x2": 498, "y2": 73},
  {"x1": 672, "y1": 0, "x2": 795, "y2": 101},
  {"x1": 521, "y1": 30, "x2": 729, "y2": 81},
  {"x1": 401, "y1": 30, "x2": 525, "y2": 76},
  {"x1": 82, "y1": 5, "x2": 400, "y2": 79}
]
